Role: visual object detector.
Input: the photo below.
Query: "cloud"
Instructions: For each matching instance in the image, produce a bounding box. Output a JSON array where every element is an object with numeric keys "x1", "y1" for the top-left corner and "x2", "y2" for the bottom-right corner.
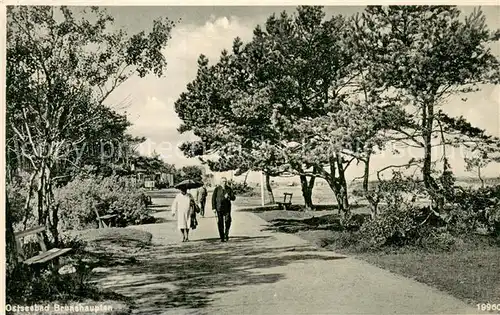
[
  {"x1": 104, "y1": 15, "x2": 247, "y2": 165},
  {"x1": 126, "y1": 97, "x2": 180, "y2": 135},
  {"x1": 108, "y1": 16, "x2": 256, "y2": 164},
  {"x1": 442, "y1": 84, "x2": 500, "y2": 137},
  {"x1": 162, "y1": 15, "x2": 254, "y2": 71}
]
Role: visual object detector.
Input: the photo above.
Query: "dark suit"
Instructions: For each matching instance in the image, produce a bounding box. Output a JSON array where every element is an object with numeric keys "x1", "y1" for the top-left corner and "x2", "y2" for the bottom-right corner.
[
  {"x1": 198, "y1": 187, "x2": 208, "y2": 216},
  {"x1": 212, "y1": 185, "x2": 236, "y2": 241}
]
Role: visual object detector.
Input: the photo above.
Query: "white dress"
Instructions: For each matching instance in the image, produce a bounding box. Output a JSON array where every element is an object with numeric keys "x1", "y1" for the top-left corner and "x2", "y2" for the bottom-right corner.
[{"x1": 171, "y1": 193, "x2": 194, "y2": 229}]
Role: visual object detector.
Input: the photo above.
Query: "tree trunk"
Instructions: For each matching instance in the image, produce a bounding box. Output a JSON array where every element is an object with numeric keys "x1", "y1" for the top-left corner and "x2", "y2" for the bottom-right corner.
[
  {"x1": 362, "y1": 157, "x2": 369, "y2": 194},
  {"x1": 5, "y1": 195, "x2": 19, "y2": 274},
  {"x1": 422, "y1": 103, "x2": 434, "y2": 192},
  {"x1": 265, "y1": 172, "x2": 275, "y2": 204},
  {"x1": 422, "y1": 101, "x2": 443, "y2": 211},
  {"x1": 335, "y1": 155, "x2": 350, "y2": 215},
  {"x1": 299, "y1": 174, "x2": 315, "y2": 210},
  {"x1": 50, "y1": 203, "x2": 60, "y2": 247},
  {"x1": 325, "y1": 177, "x2": 342, "y2": 212},
  {"x1": 362, "y1": 154, "x2": 378, "y2": 219},
  {"x1": 37, "y1": 164, "x2": 45, "y2": 226},
  {"x1": 478, "y1": 166, "x2": 485, "y2": 188},
  {"x1": 36, "y1": 161, "x2": 59, "y2": 246},
  {"x1": 47, "y1": 167, "x2": 59, "y2": 247},
  {"x1": 23, "y1": 172, "x2": 37, "y2": 230},
  {"x1": 243, "y1": 171, "x2": 250, "y2": 186},
  {"x1": 322, "y1": 156, "x2": 350, "y2": 217},
  {"x1": 325, "y1": 157, "x2": 343, "y2": 214}
]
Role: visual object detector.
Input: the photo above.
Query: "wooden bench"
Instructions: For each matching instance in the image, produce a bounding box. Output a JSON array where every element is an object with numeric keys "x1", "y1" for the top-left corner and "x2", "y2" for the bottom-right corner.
[
  {"x1": 277, "y1": 193, "x2": 293, "y2": 210},
  {"x1": 95, "y1": 209, "x2": 117, "y2": 228},
  {"x1": 15, "y1": 225, "x2": 72, "y2": 266}
]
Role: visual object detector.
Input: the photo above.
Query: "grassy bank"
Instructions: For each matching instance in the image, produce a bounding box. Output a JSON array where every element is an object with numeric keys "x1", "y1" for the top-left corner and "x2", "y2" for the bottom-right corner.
[
  {"x1": 252, "y1": 209, "x2": 500, "y2": 308},
  {"x1": 361, "y1": 248, "x2": 500, "y2": 307}
]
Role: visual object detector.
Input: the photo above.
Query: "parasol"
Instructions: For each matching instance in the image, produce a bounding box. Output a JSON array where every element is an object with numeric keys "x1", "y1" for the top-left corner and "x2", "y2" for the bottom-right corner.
[{"x1": 174, "y1": 179, "x2": 203, "y2": 190}]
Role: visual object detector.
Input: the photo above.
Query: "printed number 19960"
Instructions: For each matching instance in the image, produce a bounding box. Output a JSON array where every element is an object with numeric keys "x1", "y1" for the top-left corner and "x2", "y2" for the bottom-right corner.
[{"x1": 477, "y1": 303, "x2": 500, "y2": 312}]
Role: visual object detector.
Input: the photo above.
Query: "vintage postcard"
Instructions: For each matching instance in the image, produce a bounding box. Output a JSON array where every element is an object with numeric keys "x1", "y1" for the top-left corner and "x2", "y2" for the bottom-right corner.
[{"x1": 2, "y1": 2, "x2": 500, "y2": 314}]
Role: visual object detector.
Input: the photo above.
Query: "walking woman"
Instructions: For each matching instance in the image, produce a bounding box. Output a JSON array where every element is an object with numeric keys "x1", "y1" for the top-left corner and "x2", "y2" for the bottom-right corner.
[{"x1": 171, "y1": 186, "x2": 196, "y2": 242}]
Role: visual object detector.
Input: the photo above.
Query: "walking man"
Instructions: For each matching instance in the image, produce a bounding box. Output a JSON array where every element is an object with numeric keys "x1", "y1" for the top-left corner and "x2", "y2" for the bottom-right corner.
[
  {"x1": 198, "y1": 184, "x2": 208, "y2": 217},
  {"x1": 212, "y1": 177, "x2": 236, "y2": 242}
]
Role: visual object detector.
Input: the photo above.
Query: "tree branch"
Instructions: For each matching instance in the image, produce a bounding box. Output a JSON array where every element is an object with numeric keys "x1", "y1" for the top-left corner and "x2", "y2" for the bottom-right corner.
[
  {"x1": 376, "y1": 160, "x2": 422, "y2": 181},
  {"x1": 342, "y1": 157, "x2": 356, "y2": 171},
  {"x1": 97, "y1": 63, "x2": 132, "y2": 105},
  {"x1": 21, "y1": 106, "x2": 40, "y2": 157}
]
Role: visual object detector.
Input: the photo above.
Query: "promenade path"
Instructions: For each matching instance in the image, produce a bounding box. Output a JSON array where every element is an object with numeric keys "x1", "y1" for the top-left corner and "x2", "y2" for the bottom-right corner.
[{"x1": 94, "y1": 196, "x2": 480, "y2": 315}]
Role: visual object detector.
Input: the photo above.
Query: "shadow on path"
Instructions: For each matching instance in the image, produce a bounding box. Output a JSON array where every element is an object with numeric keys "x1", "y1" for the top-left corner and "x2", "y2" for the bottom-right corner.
[
  {"x1": 92, "y1": 235, "x2": 345, "y2": 314},
  {"x1": 148, "y1": 205, "x2": 170, "y2": 212},
  {"x1": 152, "y1": 217, "x2": 171, "y2": 224},
  {"x1": 188, "y1": 236, "x2": 271, "y2": 244},
  {"x1": 260, "y1": 215, "x2": 343, "y2": 234},
  {"x1": 238, "y1": 204, "x2": 369, "y2": 213}
]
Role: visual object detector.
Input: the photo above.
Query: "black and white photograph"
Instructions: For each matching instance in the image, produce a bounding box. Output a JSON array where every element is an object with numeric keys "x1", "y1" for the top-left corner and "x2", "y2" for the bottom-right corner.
[{"x1": 3, "y1": 3, "x2": 500, "y2": 315}]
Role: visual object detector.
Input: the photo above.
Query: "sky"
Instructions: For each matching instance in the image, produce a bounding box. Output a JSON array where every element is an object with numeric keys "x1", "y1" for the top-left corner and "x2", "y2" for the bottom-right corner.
[{"x1": 99, "y1": 6, "x2": 500, "y2": 182}]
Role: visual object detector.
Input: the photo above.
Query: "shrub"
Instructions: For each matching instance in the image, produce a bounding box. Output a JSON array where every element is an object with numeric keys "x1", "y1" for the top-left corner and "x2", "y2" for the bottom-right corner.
[
  {"x1": 229, "y1": 181, "x2": 256, "y2": 195},
  {"x1": 376, "y1": 172, "x2": 428, "y2": 208},
  {"x1": 59, "y1": 232, "x2": 89, "y2": 253},
  {"x1": 340, "y1": 213, "x2": 370, "y2": 232},
  {"x1": 347, "y1": 173, "x2": 429, "y2": 249},
  {"x1": 6, "y1": 183, "x2": 28, "y2": 226},
  {"x1": 357, "y1": 202, "x2": 441, "y2": 249},
  {"x1": 6, "y1": 172, "x2": 37, "y2": 229},
  {"x1": 350, "y1": 171, "x2": 471, "y2": 250},
  {"x1": 420, "y1": 229, "x2": 464, "y2": 252},
  {"x1": 323, "y1": 231, "x2": 363, "y2": 250},
  {"x1": 348, "y1": 183, "x2": 500, "y2": 251},
  {"x1": 448, "y1": 185, "x2": 500, "y2": 236},
  {"x1": 55, "y1": 175, "x2": 154, "y2": 230},
  {"x1": 485, "y1": 205, "x2": 500, "y2": 237},
  {"x1": 239, "y1": 188, "x2": 260, "y2": 197},
  {"x1": 6, "y1": 260, "x2": 100, "y2": 305},
  {"x1": 318, "y1": 207, "x2": 432, "y2": 252},
  {"x1": 6, "y1": 235, "x2": 98, "y2": 305}
]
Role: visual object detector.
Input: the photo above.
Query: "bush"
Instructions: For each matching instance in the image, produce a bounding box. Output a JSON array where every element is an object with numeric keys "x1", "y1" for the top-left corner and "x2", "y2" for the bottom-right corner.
[
  {"x1": 323, "y1": 231, "x2": 363, "y2": 250},
  {"x1": 341, "y1": 213, "x2": 370, "y2": 232},
  {"x1": 7, "y1": 228, "x2": 147, "y2": 305},
  {"x1": 229, "y1": 181, "x2": 256, "y2": 195},
  {"x1": 449, "y1": 185, "x2": 500, "y2": 236},
  {"x1": 6, "y1": 172, "x2": 37, "y2": 229},
  {"x1": 420, "y1": 229, "x2": 464, "y2": 252},
  {"x1": 142, "y1": 194, "x2": 153, "y2": 206},
  {"x1": 356, "y1": 175, "x2": 443, "y2": 247},
  {"x1": 348, "y1": 186, "x2": 500, "y2": 252},
  {"x1": 6, "y1": 257, "x2": 99, "y2": 305},
  {"x1": 359, "y1": 203, "x2": 422, "y2": 249},
  {"x1": 55, "y1": 175, "x2": 154, "y2": 230},
  {"x1": 6, "y1": 186, "x2": 26, "y2": 225},
  {"x1": 324, "y1": 174, "x2": 499, "y2": 253},
  {"x1": 486, "y1": 205, "x2": 500, "y2": 237},
  {"x1": 59, "y1": 232, "x2": 89, "y2": 253},
  {"x1": 349, "y1": 173, "x2": 431, "y2": 249}
]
